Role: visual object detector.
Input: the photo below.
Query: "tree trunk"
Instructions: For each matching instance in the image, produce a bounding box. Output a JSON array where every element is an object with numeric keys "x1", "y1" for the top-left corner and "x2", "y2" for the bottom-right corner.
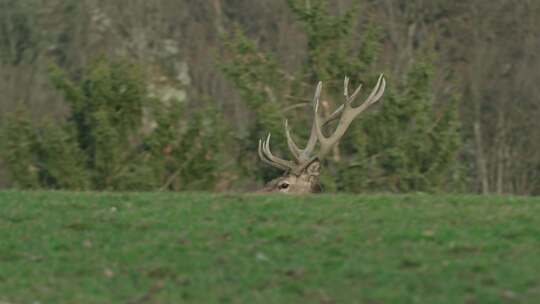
[
  {"x1": 493, "y1": 110, "x2": 503, "y2": 194},
  {"x1": 474, "y1": 122, "x2": 489, "y2": 194}
]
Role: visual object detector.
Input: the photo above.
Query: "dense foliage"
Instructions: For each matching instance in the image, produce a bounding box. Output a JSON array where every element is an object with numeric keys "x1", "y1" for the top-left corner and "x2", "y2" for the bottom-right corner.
[
  {"x1": 221, "y1": 1, "x2": 461, "y2": 192},
  {"x1": 1, "y1": 1, "x2": 461, "y2": 192},
  {"x1": 1, "y1": 0, "x2": 539, "y2": 194},
  {"x1": 1, "y1": 58, "x2": 225, "y2": 191}
]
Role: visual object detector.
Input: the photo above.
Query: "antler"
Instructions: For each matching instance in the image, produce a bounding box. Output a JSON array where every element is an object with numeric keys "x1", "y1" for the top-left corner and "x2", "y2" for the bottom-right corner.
[
  {"x1": 258, "y1": 134, "x2": 296, "y2": 171},
  {"x1": 259, "y1": 74, "x2": 386, "y2": 174},
  {"x1": 314, "y1": 74, "x2": 386, "y2": 160}
]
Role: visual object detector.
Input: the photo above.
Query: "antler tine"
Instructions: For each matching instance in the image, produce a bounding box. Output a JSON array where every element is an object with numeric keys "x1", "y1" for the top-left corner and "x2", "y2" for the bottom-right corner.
[
  {"x1": 285, "y1": 108, "x2": 342, "y2": 165},
  {"x1": 344, "y1": 75, "x2": 364, "y2": 104},
  {"x1": 284, "y1": 120, "x2": 302, "y2": 160},
  {"x1": 258, "y1": 139, "x2": 289, "y2": 171},
  {"x1": 365, "y1": 74, "x2": 386, "y2": 106},
  {"x1": 281, "y1": 82, "x2": 325, "y2": 164},
  {"x1": 349, "y1": 82, "x2": 363, "y2": 103},
  {"x1": 344, "y1": 76, "x2": 349, "y2": 97},
  {"x1": 314, "y1": 74, "x2": 386, "y2": 160},
  {"x1": 259, "y1": 134, "x2": 296, "y2": 171},
  {"x1": 299, "y1": 81, "x2": 323, "y2": 159},
  {"x1": 282, "y1": 75, "x2": 346, "y2": 163}
]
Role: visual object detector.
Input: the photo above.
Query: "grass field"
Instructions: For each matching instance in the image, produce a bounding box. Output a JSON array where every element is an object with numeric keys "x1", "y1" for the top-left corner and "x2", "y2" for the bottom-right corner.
[{"x1": 1, "y1": 191, "x2": 539, "y2": 303}]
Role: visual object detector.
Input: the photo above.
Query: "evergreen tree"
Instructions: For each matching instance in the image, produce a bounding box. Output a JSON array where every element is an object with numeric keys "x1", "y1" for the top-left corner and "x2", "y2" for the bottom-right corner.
[
  {"x1": 1, "y1": 57, "x2": 227, "y2": 191},
  {"x1": 339, "y1": 62, "x2": 461, "y2": 192},
  {"x1": 221, "y1": 0, "x2": 461, "y2": 192},
  {"x1": 0, "y1": 106, "x2": 40, "y2": 189}
]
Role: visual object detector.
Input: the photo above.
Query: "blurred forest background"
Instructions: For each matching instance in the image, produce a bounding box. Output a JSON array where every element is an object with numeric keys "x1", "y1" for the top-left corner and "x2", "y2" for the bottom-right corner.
[{"x1": 0, "y1": 0, "x2": 539, "y2": 195}]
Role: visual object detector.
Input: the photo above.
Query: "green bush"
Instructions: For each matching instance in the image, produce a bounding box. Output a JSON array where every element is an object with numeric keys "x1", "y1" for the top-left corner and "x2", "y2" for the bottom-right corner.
[
  {"x1": 0, "y1": 106, "x2": 40, "y2": 189},
  {"x1": 338, "y1": 62, "x2": 461, "y2": 192},
  {"x1": 1, "y1": 57, "x2": 227, "y2": 191}
]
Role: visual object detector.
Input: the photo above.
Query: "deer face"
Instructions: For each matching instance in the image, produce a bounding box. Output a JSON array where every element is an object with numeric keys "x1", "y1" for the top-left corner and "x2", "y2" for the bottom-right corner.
[
  {"x1": 257, "y1": 74, "x2": 386, "y2": 194},
  {"x1": 260, "y1": 160, "x2": 321, "y2": 194}
]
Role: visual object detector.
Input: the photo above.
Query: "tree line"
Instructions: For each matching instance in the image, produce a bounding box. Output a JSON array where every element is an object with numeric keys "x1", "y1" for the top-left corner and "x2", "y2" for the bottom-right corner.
[{"x1": 1, "y1": 0, "x2": 539, "y2": 194}]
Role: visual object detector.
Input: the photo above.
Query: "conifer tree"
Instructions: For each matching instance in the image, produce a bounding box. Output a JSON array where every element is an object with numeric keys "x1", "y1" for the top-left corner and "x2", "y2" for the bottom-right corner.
[{"x1": 221, "y1": 0, "x2": 461, "y2": 192}]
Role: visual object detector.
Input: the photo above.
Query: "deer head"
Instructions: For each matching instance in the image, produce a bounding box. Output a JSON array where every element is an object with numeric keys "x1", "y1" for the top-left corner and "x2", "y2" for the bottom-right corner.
[{"x1": 258, "y1": 74, "x2": 386, "y2": 193}]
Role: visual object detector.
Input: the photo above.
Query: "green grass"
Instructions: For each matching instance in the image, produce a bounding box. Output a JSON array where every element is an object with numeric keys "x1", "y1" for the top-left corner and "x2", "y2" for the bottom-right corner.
[{"x1": 1, "y1": 192, "x2": 540, "y2": 303}]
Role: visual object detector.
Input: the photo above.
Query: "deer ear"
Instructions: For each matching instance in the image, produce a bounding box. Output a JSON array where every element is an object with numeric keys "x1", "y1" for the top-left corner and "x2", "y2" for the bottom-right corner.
[{"x1": 306, "y1": 159, "x2": 320, "y2": 176}]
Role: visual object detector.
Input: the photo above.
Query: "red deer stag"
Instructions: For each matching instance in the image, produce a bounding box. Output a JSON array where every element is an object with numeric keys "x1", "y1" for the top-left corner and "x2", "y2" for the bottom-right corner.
[{"x1": 258, "y1": 74, "x2": 386, "y2": 193}]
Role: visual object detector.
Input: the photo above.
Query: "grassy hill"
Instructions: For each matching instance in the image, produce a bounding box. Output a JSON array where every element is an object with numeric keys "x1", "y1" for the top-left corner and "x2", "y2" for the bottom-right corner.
[{"x1": 1, "y1": 191, "x2": 539, "y2": 303}]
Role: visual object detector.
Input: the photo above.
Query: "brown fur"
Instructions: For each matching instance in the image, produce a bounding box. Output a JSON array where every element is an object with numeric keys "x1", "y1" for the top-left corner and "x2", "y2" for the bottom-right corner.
[{"x1": 258, "y1": 160, "x2": 321, "y2": 194}]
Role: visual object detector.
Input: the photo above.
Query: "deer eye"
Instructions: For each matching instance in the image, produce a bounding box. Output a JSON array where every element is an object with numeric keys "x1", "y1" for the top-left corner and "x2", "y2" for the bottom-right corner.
[{"x1": 278, "y1": 182, "x2": 290, "y2": 190}]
